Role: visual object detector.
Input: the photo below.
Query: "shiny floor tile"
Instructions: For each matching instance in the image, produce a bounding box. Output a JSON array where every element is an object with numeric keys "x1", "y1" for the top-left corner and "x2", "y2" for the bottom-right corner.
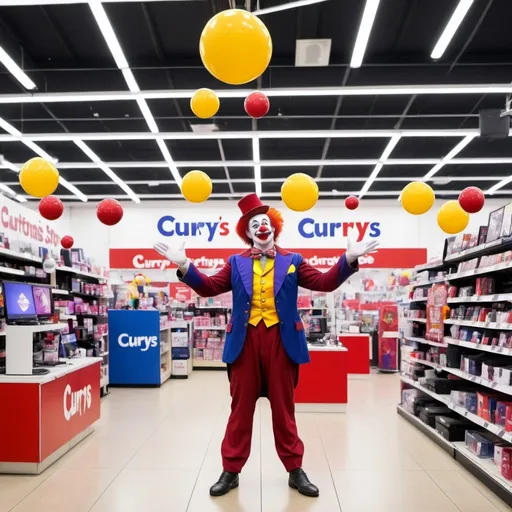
[{"x1": 1, "y1": 371, "x2": 511, "y2": 511}]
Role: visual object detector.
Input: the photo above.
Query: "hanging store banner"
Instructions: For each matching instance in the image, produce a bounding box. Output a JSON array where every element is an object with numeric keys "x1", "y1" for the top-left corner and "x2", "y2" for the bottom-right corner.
[{"x1": 110, "y1": 247, "x2": 427, "y2": 270}]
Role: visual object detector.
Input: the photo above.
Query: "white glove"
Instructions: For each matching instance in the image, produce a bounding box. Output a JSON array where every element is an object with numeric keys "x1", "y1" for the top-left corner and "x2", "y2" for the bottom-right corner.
[
  {"x1": 346, "y1": 238, "x2": 380, "y2": 265},
  {"x1": 153, "y1": 241, "x2": 189, "y2": 272}
]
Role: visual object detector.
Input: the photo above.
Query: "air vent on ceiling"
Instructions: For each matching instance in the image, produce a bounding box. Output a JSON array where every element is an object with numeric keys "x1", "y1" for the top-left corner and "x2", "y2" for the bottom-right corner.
[
  {"x1": 295, "y1": 39, "x2": 331, "y2": 67},
  {"x1": 190, "y1": 123, "x2": 219, "y2": 134}
]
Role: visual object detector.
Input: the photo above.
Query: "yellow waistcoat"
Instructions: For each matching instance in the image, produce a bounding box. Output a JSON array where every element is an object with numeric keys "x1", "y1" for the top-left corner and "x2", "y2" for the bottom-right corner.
[{"x1": 248, "y1": 258, "x2": 279, "y2": 327}]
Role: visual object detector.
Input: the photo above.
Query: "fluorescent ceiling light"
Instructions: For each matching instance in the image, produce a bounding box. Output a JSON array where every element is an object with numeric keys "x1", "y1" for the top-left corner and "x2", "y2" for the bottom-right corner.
[
  {"x1": 350, "y1": 0, "x2": 381, "y2": 68},
  {"x1": 22, "y1": 140, "x2": 56, "y2": 163},
  {"x1": 252, "y1": 138, "x2": 262, "y2": 196},
  {"x1": 137, "y1": 98, "x2": 159, "y2": 134},
  {"x1": 156, "y1": 139, "x2": 182, "y2": 186},
  {"x1": 0, "y1": 183, "x2": 25, "y2": 202},
  {"x1": 423, "y1": 134, "x2": 476, "y2": 181},
  {"x1": 11, "y1": 157, "x2": 512, "y2": 170},
  {"x1": 488, "y1": 176, "x2": 512, "y2": 195},
  {"x1": 122, "y1": 68, "x2": 139, "y2": 93},
  {"x1": 0, "y1": 117, "x2": 21, "y2": 136},
  {"x1": 88, "y1": 1, "x2": 128, "y2": 69},
  {"x1": 431, "y1": 0, "x2": 475, "y2": 60},
  {"x1": 359, "y1": 135, "x2": 400, "y2": 198},
  {"x1": 1, "y1": 83, "x2": 512, "y2": 105},
  {"x1": 0, "y1": 128, "x2": 484, "y2": 144},
  {"x1": 74, "y1": 140, "x2": 139, "y2": 203},
  {"x1": 0, "y1": 46, "x2": 36, "y2": 90},
  {"x1": 253, "y1": 0, "x2": 328, "y2": 16}
]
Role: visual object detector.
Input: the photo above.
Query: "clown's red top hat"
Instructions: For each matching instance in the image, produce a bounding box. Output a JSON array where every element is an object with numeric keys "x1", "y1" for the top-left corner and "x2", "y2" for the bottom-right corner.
[{"x1": 238, "y1": 193, "x2": 269, "y2": 219}]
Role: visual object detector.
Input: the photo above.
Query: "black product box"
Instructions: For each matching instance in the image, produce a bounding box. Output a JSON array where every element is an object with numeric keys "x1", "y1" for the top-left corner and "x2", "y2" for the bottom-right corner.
[
  {"x1": 436, "y1": 416, "x2": 475, "y2": 442},
  {"x1": 424, "y1": 377, "x2": 479, "y2": 395},
  {"x1": 446, "y1": 345, "x2": 463, "y2": 368},
  {"x1": 412, "y1": 396, "x2": 438, "y2": 417},
  {"x1": 419, "y1": 405, "x2": 453, "y2": 428}
]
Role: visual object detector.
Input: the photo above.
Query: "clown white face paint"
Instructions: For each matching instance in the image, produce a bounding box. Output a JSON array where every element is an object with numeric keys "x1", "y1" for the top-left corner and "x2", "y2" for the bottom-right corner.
[{"x1": 246, "y1": 213, "x2": 275, "y2": 250}]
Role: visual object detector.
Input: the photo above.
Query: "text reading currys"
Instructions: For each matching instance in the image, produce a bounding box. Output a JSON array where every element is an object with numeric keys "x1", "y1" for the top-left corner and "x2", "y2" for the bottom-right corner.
[
  {"x1": 157, "y1": 216, "x2": 229, "y2": 242},
  {"x1": 118, "y1": 333, "x2": 158, "y2": 352},
  {"x1": 63, "y1": 383, "x2": 92, "y2": 421}
]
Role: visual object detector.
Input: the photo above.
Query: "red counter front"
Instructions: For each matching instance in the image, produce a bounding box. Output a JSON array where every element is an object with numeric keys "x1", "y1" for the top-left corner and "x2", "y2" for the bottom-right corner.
[
  {"x1": 294, "y1": 347, "x2": 348, "y2": 412},
  {"x1": 0, "y1": 359, "x2": 101, "y2": 474}
]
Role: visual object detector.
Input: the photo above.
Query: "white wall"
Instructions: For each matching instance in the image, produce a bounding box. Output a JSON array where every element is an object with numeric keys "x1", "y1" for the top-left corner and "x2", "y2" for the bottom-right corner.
[{"x1": 62, "y1": 198, "x2": 508, "y2": 267}]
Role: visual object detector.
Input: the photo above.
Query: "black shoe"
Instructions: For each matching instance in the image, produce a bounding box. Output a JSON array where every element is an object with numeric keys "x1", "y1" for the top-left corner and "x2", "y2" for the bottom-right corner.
[
  {"x1": 288, "y1": 468, "x2": 320, "y2": 497},
  {"x1": 209, "y1": 471, "x2": 239, "y2": 497}
]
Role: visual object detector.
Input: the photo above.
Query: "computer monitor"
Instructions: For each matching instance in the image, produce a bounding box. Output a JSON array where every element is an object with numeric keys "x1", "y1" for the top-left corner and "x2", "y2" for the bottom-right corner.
[
  {"x1": 32, "y1": 285, "x2": 54, "y2": 318},
  {"x1": 3, "y1": 281, "x2": 37, "y2": 323}
]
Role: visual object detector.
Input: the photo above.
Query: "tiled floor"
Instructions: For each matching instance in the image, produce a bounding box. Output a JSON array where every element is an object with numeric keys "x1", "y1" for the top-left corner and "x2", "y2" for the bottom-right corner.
[{"x1": 1, "y1": 371, "x2": 511, "y2": 512}]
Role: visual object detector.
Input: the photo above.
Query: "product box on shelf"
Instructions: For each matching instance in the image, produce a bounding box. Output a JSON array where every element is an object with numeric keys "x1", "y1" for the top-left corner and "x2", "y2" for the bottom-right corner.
[
  {"x1": 496, "y1": 402, "x2": 512, "y2": 427},
  {"x1": 419, "y1": 405, "x2": 453, "y2": 428},
  {"x1": 501, "y1": 447, "x2": 512, "y2": 480},
  {"x1": 465, "y1": 430, "x2": 496, "y2": 458},
  {"x1": 477, "y1": 392, "x2": 499, "y2": 422},
  {"x1": 436, "y1": 416, "x2": 474, "y2": 442}
]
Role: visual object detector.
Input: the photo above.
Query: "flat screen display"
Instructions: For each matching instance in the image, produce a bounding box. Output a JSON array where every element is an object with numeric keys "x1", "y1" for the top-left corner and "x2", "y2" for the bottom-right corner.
[
  {"x1": 3, "y1": 281, "x2": 36, "y2": 322},
  {"x1": 33, "y1": 285, "x2": 53, "y2": 317}
]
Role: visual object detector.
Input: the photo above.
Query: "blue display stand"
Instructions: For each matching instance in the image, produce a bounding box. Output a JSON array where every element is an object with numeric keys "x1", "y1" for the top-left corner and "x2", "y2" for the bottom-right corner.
[{"x1": 108, "y1": 310, "x2": 169, "y2": 386}]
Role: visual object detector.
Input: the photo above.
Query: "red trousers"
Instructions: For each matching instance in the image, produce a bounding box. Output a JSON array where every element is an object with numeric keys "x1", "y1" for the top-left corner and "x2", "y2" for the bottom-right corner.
[{"x1": 221, "y1": 321, "x2": 304, "y2": 473}]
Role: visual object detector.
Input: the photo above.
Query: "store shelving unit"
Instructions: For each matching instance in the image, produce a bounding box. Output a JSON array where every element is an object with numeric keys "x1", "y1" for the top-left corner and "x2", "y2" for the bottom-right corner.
[
  {"x1": 53, "y1": 266, "x2": 111, "y2": 396},
  {"x1": 399, "y1": 232, "x2": 512, "y2": 506},
  {"x1": 192, "y1": 304, "x2": 229, "y2": 370}
]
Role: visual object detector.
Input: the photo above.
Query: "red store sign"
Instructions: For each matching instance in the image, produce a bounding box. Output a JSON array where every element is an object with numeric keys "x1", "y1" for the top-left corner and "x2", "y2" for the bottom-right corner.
[{"x1": 110, "y1": 247, "x2": 426, "y2": 270}]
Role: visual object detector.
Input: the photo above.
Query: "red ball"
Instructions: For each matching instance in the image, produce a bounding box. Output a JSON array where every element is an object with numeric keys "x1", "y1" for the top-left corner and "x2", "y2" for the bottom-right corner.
[
  {"x1": 244, "y1": 92, "x2": 270, "y2": 119},
  {"x1": 345, "y1": 196, "x2": 360, "y2": 210},
  {"x1": 38, "y1": 195, "x2": 64, "y2": 221},
  {"x1": 97, "y1": 198, "x2": 124, "y2": 226},
  {"x1": 458, "y1": 186, "x2": 485, "y2": 214},
  {"x1": 61, "y1": 235, "x2": 74, "y2": 249}
]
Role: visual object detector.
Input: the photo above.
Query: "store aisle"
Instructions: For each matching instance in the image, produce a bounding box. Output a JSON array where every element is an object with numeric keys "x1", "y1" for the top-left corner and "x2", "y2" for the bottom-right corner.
[{"x1": 1, "y1": 372, "x2": 510, "y2": 512}]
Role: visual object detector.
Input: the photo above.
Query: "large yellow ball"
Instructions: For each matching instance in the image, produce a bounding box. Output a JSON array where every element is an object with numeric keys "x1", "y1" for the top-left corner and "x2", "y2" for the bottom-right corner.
[
  {"x1": 181, "y1": 170, "x2": 212, "y2": 203},
  {"x1": 281, "y1": 173, "x2": 319, "y2": 212},
  {"x1": 437, "y1": 200, "x2": 470, "y2": 235},
  {"x1": 19, "y1": 157, "x2": 59, "y2": 198},
  {"x1": 190, "y1": 88, "x2": 220, "y2": 119},
  {"x1": 199, "y1": 9, "x2": 273, "y2": 85},
  {"x1": 401, "y1": 181, "x2": 435, "y2": 215}
]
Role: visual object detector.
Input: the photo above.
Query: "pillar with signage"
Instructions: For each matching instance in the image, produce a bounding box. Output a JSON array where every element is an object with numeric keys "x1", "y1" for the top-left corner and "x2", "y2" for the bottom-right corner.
[{"x1": 108, "y1": 310, "x2": 170, "y2": 386}]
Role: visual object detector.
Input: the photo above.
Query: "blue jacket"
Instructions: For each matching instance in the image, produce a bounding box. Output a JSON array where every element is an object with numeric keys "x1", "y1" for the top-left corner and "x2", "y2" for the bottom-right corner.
[{"x1": 179, "y1": 247, "x2": 357, "y2": 365}]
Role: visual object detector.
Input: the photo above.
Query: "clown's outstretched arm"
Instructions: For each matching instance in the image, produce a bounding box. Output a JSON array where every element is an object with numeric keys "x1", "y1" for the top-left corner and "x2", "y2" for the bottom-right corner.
[
  {"x1": 154, "y1": 241, "x2": 232, "y2": 297},
  {"x1": 298, "y1": 239, "x2": 379, "y2": 292}
]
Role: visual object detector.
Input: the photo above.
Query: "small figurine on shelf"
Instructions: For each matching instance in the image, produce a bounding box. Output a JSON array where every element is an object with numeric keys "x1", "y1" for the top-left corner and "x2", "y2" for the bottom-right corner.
[{"x1": 128, "y1": 273, "x2": 151, "y2": 309}]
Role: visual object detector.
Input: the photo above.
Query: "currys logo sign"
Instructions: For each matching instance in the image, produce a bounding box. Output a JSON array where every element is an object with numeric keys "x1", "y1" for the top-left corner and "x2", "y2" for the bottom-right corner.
[
  {"x1": 298, "y1": 219, "x2": 381, "y2": 242},
  {"x1": 63, "y1": 383, "x2": 92, "y2": 421},
  {"x1": 118, "y1": 333, "x2": 158, "y2": 352},
  {"x1": 157, "y1": 215, "x2": 230, "y2": 242}
]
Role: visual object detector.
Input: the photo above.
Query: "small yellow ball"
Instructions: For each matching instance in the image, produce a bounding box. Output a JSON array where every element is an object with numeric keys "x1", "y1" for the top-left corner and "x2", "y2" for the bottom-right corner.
[
  {"x1": 181, "y1": 170, "x2": 212, "y2": 203},
  {"x1": 400, "y1": 181, "x2": 435, "y2": 215},
  {"x1": 19, "y1": 157, "x2": 59, "y2": 198},
  {"x1": 281, "y1": 173, "x2": 319, "y2": 212},
  {"x1": 437, "y1": 200, "x2": 470, "y2": 235},
  {"x1": 190, "y1": 88, "x2": 220, "y2": 119}
]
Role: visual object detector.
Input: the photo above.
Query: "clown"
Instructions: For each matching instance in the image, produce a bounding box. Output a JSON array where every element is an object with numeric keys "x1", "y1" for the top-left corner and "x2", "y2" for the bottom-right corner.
[{"x1": 154, "y1": 194, "x2": 378, "y2": 498}]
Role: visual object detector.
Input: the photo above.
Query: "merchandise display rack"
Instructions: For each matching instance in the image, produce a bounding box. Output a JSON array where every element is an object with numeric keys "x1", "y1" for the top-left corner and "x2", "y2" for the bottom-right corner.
[
  {"x1": 192, "y1": 304, "x2": 229, "y2": 370},
  {"x1": 399, "y1": 231, "x2": 512, "y2": 506},
  {"x1": 53, "y1": 266, "x2": 111, "y2": 396}
]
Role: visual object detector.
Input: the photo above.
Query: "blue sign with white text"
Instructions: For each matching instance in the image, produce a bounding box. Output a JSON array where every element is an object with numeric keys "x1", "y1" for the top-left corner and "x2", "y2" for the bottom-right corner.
[{"x1": 109, "y1": 310, "x2": 161, "y2": 385}]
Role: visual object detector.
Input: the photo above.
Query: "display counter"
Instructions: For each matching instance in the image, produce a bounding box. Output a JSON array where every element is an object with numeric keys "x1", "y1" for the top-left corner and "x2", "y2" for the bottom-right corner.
[
  {"x1": 339, "y1": 333, "x2": 371, "y2": 374},
  {"x1": 0, "y1": 357, "x2": 101, "y2": 474},
  {"x1": 294, "y1": 345, "x2": 348, "y2": 413}
]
